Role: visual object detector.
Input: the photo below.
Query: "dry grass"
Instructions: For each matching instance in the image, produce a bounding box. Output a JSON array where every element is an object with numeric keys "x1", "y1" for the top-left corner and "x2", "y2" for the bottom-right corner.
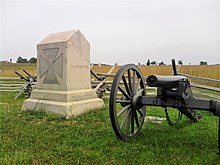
[
  {"x1": 92, "y1": 65, "x2": 173, "y2": 76},
  {"x1": 92, "y1": 64, "x2": 219, "y2": 78},
  {"x1": 178, "y1": 65, "x2": 220, "y2": 87},
  {"x1": 0, "y1": 63, "x2": 37, "y2": 77},
  {"x1": 92, "y1": 64, "x2": 220, "y2": 87},
  {"x1": 1, "y1": 63, "x2": 219, "y2": 87},
  {"x1": 179, "y1": 65, "x2": 220, "y2": 80}
]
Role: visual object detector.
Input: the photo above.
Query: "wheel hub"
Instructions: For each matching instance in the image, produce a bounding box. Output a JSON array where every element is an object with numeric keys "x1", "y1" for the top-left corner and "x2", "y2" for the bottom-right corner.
[{"x1": 131, "y1": 95, "x2": 141, "y2": 109}]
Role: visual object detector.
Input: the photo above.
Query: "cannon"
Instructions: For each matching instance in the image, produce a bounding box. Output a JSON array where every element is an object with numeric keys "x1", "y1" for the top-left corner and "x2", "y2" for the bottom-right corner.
[
  {"x1": 14, "y1": 70, "x2": 37, "y2": 99},
  {"x1": 109, "y1": 59, "x2": 220, "y2": 151}
]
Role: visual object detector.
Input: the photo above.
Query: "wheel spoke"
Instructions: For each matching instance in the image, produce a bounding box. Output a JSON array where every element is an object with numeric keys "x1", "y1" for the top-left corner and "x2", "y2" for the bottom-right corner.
[
  {"x1": 118, "y1": 86, "x2": 131, "y2": 100},
  {"x1": 137, "y1": 109, "x2": 143, "y2": 117},
  {"x1": 137, "y1": 88, "x2": 144, "y2": 96},
  {"x1": 132, "y1": 70, "x2": 136, "y2": 94},
  {"x1": 127, "y1": 69, "x2": 133, "y2": 94},
  {"x1": 122, "y1": 75, "x2": 132, "y2": 96},
  {"x1": 126, "y1": 110, "x2": 132, "y2": 135},
  {"x1": 134, "y1": 78, "x2": 141, "y2": 94},
  {"x1": 131, "y1": 110, "x2": 135, "y2": 134},
  {"x1": 116, "y1": 99, "x2": 131, "y2": 103},
  {"x1": 134, "y1": 110, "x2": 140, "y2": 128},
  {"x1": 120, "y1": 108, "x2": 131, "y2": 129},
  {"x1": 117, "y1": 105, "x2": 131, "y2": 117}
]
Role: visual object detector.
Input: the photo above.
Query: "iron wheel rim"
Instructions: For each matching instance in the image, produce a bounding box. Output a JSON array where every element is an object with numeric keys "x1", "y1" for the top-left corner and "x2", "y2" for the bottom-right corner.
[{"x1": 109, "y1": 64, "x2": 146, "y2": 140}]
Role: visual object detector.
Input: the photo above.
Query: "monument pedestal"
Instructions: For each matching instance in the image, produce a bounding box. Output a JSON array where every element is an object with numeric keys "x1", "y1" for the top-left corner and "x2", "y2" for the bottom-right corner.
[
  {"x1": 22, "y1": 30, "x2": 104, "y2": 118},
  {"x1": 22, "y1": 89, "x2": 104, "y2": 118}
]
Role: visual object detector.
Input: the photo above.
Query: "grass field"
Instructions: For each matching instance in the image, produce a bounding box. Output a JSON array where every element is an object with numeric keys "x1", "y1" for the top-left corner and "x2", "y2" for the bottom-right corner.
[
  {"x1": 2, "y1": 63, "x2": 218, "y2": 87},
  {"x1": 0, "y1": 63, "x2": 220, "y2": 164},
  {"x1": 92, "y1": 64, "x2": 220, "y2": 79},
  {"x1": 0, "y1": 63, "x2": 37, "y2": 77},
  {"x1": 1, "y1": 92, "x2": 220, "y2": 164},
  {"x1": 92, "y1": 64, "x2": 220, "y2": 87},
  {"x1": 1, "y1": 63, "x2": 219, "y2": 80}
]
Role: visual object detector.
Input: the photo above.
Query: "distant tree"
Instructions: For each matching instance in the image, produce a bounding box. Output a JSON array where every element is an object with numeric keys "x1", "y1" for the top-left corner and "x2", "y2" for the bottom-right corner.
[
  {"x1": 178, "y1": 60, "x2": 183, "y2": 65},
  {"x1": 159, "y1": 61, "x2": 165, "y2": 66},
  {"x1": 151, "y1": 61, "x2": 156, "y2": 65},
  {"x1": 146, "y1": 59, "x2": 150, "y2": 66},
  {"x1": 138, "y1": 62, "x2": 141, "y2": 66},
  {"x1": 16, "y1": 56, "x2": 23, "y2": 63},
  {"x1": 16, "y1": 56, "x2": 28, "y2": 63},
  {"x1": 200, "y1": 61, "x2": 207, "y2": 65},
  {"x1": 29, "y1": 57, "x2": 37, "y2": 63}
]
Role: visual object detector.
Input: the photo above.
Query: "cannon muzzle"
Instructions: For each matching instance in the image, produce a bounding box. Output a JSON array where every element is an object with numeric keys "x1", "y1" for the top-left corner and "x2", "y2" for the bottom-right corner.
[
  {"x1": 213, "y1": 101, "x2": 220, "y2": 117},
  {"x1": 147, "y1": 75, "x2": 187, "y2": 88}
]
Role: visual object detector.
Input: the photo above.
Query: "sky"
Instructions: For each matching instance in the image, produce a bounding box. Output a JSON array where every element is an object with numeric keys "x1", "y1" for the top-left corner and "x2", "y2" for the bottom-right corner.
[{"x1": 1, "y1": 0, "x2": 220, "y2": 65}]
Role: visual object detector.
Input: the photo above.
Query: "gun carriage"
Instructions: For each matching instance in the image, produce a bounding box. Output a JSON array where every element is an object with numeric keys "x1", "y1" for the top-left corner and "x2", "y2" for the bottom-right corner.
[{"x1": 109, "y1": 60, "x2": 220, "y2": 150}]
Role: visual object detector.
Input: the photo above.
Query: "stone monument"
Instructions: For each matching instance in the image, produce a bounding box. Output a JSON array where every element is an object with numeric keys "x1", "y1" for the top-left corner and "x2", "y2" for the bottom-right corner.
[{"x1": 22, "y1": 30, "x2": 104, "y2": 118}]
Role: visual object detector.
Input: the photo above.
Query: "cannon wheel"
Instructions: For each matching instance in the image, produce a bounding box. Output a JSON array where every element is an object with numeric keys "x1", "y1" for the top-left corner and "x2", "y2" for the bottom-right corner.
[{"x1": 109, "y1": 64, "x2": 146, "y2": 140}]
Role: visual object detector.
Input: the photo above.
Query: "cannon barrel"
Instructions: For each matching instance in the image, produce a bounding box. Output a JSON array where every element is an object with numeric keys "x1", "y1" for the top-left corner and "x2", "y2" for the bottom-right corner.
[
  {"x1": 15, "y1": 71, "x2": 29, "y2": 81},
  {"x1": 23, "y1": 69, "x2": 37, "y2": 82},
  {"x1": 147, "y1": 75, "x2": 187, "y2": 88},
  {"x1": 23, "y1": 69, "x2": 31, "y2": 77}
]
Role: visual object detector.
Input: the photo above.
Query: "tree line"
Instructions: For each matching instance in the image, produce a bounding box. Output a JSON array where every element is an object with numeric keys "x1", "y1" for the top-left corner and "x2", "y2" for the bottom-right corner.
[
  {"x1": 16, "y1": 56, "x2": 37, "y2": 63},
  {"x1": 15, "y1": 56, "x2": 208, "y2": 65},
  {"x1": 145, "y1": 59, "x2": 208, "y2": 66}
]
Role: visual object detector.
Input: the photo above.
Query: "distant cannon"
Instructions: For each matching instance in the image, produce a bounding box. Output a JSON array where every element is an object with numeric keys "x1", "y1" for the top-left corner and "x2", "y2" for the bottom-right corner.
[
  {"x1": 109, "y1": 59, "x2": 220, "y2": 151},
  {"x1": 14, "y1": 70, "x2": 37, "y2": 99}
]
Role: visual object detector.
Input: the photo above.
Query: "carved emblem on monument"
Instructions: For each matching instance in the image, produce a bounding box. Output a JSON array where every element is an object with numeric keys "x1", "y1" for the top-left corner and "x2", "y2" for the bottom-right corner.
[{"x1": 39, "y1": 48, "x2": 63, "y2": 84}]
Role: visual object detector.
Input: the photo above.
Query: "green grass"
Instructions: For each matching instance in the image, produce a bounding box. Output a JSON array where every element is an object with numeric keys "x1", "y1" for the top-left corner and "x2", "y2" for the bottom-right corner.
[{"x1": 1, "y1": 92, "x2": 220, "y2": 164}]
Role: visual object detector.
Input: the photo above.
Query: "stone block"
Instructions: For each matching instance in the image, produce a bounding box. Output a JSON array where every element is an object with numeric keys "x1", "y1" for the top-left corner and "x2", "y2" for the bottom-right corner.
[{"x1": 22, "y1": 30, "x2": 104, "y2": 118}]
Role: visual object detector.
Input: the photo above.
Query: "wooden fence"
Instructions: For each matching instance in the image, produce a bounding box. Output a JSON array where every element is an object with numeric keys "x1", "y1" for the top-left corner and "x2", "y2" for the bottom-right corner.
[
  {"x1": 1, "y1": 70, "x2": 220, "y2": 100},
  {"x1": 0, "y1": 77, "x2": 24, "y2": 92},
  {"x1": 178, "y1": 73, "x2": 220, "y2": 100},
  {"x1": 91, "y1": 70, "x2": 220, "y2": 100}
]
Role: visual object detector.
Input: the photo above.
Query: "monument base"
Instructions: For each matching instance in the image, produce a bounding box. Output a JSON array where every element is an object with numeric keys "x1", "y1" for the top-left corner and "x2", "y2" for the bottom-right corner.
[{"x1": 22, "y1": 89, "x2": 104, "y2": 118}]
